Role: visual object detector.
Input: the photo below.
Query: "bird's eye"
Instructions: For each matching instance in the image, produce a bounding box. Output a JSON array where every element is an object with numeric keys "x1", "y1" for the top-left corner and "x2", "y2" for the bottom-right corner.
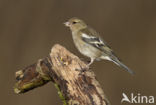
[{"x1": 72, "y1": 21, "x2": 77, "y2": 24}]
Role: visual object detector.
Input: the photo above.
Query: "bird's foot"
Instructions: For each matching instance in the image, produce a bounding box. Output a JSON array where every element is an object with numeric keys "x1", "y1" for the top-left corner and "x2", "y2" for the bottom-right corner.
[{"x1": 75, "y1": 62, "x2": 90, "y2": 72}]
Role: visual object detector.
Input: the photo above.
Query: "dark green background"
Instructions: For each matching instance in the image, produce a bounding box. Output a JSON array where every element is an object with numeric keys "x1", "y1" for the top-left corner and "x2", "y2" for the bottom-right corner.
[{"x1": 0, "y1": 0, "x2": 156, "y2": 105}]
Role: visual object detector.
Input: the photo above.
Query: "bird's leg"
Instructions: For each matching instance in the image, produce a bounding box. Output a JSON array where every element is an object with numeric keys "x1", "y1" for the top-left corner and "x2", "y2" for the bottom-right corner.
[
  {"x1": 87, "y1": 58, "x2": 94, "y2": 66},
  {"x1": 75, "y1": 58, "x2": 94, "y2": 71}
]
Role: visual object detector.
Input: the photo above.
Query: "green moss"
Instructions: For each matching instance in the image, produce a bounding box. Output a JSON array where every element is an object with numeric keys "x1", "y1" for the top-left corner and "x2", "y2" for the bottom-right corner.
[
  {"x1": 54, "y1": 83, "x2": 67, "y2": 105},
  {"x1": 41, "y1": 74, "x2": 51, "y2": 81},
  {"x1": 14, "y1": 78, "x2": 50, "y2": 94}
]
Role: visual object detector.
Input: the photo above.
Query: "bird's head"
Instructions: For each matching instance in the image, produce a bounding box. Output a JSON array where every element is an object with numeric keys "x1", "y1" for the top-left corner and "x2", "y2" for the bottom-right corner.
[{"x1": 64, "y1": 17, "x2": 87, "y2": 31}]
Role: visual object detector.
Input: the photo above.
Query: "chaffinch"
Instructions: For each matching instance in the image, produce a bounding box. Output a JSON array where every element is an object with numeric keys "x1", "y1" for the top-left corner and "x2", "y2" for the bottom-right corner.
[{"x1": 64, "y1": 17, "x2": 134, "y2": 74}]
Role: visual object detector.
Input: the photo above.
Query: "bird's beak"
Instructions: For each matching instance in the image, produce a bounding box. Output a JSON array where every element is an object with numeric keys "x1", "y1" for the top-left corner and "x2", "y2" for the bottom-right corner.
[{"x1": 64, "y1": 22, "x2": 70, "y2": 27}]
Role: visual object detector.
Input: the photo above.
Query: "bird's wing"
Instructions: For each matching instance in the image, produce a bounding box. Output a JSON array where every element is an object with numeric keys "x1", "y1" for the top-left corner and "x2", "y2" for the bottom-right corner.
[
  {"x1": 80, "y1": 28, "x2": 113, "y2": 54},
  {"x1": 80, "y1": 28, "x2": 134, "y2": 75}
]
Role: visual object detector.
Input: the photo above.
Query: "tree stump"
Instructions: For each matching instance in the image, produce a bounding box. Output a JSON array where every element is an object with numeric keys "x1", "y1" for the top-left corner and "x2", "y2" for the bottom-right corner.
[{"x1": 14, "y1": 44, "x2": 110, "y2": 105}]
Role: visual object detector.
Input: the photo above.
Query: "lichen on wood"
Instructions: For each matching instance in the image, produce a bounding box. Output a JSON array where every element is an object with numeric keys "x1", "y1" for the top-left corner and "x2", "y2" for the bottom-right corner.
[{"x1": 14, "y1": 44, "x2": 110, "y2": 105}]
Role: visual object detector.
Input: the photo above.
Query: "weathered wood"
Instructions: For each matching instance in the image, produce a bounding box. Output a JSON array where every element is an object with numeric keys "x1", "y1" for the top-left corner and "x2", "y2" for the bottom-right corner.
[{"x1": 14, "y1": 44, "x2": 110, "y2": 105}]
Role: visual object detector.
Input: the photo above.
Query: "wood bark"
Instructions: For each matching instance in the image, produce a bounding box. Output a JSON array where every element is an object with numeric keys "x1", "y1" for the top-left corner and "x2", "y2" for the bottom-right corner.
[{"x1": 14, "y1": 44, "x2": 110, "y2": 105}]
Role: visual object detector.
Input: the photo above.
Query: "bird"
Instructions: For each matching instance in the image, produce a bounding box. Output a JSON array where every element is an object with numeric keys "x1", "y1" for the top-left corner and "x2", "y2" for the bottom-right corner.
[{"x1": 64, "y1": 17, "x2": 134, "y2": 74}]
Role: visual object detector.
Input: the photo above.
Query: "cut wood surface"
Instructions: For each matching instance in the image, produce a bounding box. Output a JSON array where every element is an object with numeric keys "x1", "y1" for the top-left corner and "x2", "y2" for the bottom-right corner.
[{"x1": 14, "y1": 44, "x2": 110, "y2": 105}]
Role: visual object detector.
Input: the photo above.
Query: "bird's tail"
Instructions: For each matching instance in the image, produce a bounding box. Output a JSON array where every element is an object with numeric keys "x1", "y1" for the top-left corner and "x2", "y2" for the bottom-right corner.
[{"x1": 111, "y1": 57, "x2": 134, "y2": 75}]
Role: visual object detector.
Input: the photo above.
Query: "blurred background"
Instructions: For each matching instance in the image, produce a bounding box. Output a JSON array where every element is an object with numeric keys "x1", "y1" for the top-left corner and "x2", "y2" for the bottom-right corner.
[{"x1": 0, "y1": 0, "x2": 156, "y2": 105}]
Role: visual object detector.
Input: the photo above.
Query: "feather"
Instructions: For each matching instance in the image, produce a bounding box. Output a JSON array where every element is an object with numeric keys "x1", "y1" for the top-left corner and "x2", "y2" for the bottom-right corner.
[{"x1": 81, "y1": 31, "x2": 112, "y2": 54}]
